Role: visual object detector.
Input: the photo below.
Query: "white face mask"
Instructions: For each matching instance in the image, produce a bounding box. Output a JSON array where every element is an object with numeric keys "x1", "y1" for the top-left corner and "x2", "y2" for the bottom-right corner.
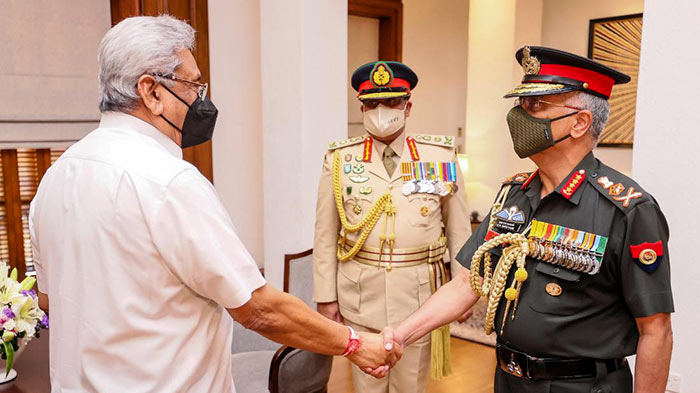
[{"x1": 363, "y1": 104, "x2": 406, "y2": 138}]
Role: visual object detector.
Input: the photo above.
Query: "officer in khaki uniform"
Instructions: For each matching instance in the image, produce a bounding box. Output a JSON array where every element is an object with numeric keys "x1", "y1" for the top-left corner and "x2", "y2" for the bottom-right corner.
[{"x1": 312, "y1": 61, "x2": 471, "y2": 393}]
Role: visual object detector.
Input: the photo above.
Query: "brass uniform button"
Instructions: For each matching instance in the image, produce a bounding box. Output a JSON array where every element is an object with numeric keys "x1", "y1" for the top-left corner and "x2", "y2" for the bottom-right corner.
[
  {"x1": 420, "y1": 206, "x2": 429, "y2": 216},
  {"x1": 353, "y1": 204, "x2": 362, "y2": 215},
  {"x1": 639, "y1": 249, "x2": 657, "y2": 265},
  {"x1": 545, "y1": 283, "x2": 562, "y2": 296}
]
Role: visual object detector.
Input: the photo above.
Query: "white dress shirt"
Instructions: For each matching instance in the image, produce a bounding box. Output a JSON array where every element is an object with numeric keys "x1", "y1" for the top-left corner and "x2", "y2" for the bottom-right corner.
[{"x1": 30, "y1": 112, "x2": 265, "y2": 393}]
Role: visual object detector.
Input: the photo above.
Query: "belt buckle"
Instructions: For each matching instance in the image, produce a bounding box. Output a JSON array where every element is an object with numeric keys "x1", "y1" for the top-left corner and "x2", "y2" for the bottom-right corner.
[
  {"x1": 497, "y1": 345, "x2": 532, "y2": 380},
  {"x1": 506, "y1": 353, "x2": 524, "y2": 378}
]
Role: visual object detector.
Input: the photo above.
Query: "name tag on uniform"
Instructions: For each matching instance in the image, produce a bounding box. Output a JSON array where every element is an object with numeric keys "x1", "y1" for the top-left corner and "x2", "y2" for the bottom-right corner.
[
  {"x1": 494, "y1": 206, "x2": 526, "y2": 233},
  {"x1": 400, "y1": 161, "x2": 458, "y2": 196}
]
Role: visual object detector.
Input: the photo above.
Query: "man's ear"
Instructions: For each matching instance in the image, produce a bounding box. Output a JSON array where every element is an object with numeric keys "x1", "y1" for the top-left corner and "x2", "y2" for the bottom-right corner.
[
  {"x1": 137, "y1": 75, "x2": 164, "y2": 116},
  {"x1": 571, "y1": 109, "x2": 593, "y2": 139},
  {"x1": 405, "y1": 100, "x2": 413, "y2": 118}
]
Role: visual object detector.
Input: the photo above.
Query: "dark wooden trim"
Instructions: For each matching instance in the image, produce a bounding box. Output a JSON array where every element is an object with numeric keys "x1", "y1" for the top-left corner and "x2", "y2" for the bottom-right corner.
[
  {"x1": 283, "y1": 248, "x2": 313, "y2": 293},
  {"x1": 110, "y1": 0, "x2": 142, "y2": 25},
  {"x1": 36, "y1": 149, "x2": 52, "y2": 184},
  {"x1": 1, "y1": 150, "x2": 26, "y2": 279},
  {"x1": 268, "y1": 345, "x2": 327, "y2": 393},
  {"x1": 110, "y1": 0, "x2": 214, "y2": 183},
  {"x1": 348, "y1": 0, "x2": 403, "y2": 61}
]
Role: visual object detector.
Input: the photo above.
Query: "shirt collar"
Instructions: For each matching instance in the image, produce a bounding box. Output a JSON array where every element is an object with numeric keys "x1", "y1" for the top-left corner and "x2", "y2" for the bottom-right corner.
[
  {"x1": 521, "y1": 152, "x2": 599, "y2": 205},
  {"x1": 98, "y1": 111, "x2": 183, "y2": 159},
  {"x1": 373, "y1": 131, "x2": 406, "y2": 158},
  {"x1": 554, "y1": 152, "x2": 599, "y2": 205}
]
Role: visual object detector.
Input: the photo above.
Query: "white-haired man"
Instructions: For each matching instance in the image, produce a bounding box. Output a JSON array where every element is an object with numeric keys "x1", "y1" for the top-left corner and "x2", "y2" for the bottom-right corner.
[{"x1": 30, "y1": 15, "x2": 398, "y2": 392}]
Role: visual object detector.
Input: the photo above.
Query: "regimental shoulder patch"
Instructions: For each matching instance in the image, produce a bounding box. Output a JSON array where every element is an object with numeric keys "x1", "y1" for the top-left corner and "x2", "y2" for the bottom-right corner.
[
  {"x1": 589, "y1": 163, "x2": 651, "y2": 212},
  {"x1": 328, "y1": 135, "x2": 367, "y2": 150},
  {"x1": 630, "y1": 241, "x2": 664, "y2": 273},
  {"x1": 412, "y1": 134, "x2": 455, "y2": 148}
]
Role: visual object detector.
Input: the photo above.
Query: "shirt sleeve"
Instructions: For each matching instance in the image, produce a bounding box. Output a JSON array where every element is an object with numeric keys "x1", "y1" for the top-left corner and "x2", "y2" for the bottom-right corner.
[
  {"x1": 441, "y1": 152, "x2": 472, "y2": 267},
  {"x1": 29, "y1": 200, "x2": 48, "y2": 293},
  {"x1": 149, "y1": 169, "x2": 265, "y2": 309},
  {"x1": 455, "y1": 217, "x2": 490, "y2": 270},
  {"x1": 311, "y1": 152, "x2": 341, "y2": 303},
  {"x1": 620, "y1": 201, "x2": 674, "y2": 317}
]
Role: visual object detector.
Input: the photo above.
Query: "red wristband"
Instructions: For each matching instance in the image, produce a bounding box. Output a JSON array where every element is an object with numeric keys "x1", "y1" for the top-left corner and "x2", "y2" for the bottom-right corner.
[{"x1": 342, "y1": 326, "x2": 362, "y2": 357}]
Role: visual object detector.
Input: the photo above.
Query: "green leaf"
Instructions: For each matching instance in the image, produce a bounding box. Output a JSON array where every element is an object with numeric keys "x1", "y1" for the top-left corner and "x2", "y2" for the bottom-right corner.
[
  {"x1": 19, "y1": 277, "x2": 36, "y2": 291},
  {"x1": 9, "y1": 268, "x2": 17, "y2": 282},
  {"x1": 3, "y1": 341, "x2": 13, "y2": 377}
]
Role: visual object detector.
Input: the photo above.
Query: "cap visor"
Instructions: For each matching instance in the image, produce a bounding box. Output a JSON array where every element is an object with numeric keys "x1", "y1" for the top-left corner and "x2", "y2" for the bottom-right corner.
[
  {"x1": 358, "y1": 91, "x2": 409, "y2": 100},
  {"x1": 503, "y1": 83, "x2": 575, "y2": 98}
]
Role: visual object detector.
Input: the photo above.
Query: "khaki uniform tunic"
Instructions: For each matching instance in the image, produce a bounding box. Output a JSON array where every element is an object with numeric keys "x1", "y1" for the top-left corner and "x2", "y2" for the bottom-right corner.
[{"x1": 312, "y1": 131, "x2": 471, "y2": 393}]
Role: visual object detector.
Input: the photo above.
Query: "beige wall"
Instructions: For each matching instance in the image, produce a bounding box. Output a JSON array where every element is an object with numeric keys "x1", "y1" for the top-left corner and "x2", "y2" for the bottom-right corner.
[
  {"x1": 402, "y1": 0, "x2": 469, "y2": 139},
  {"x1": 348, "y1": 15, "x2": 379, "y2": 137},
  {"x1": 541, "y1": 0, "x2": 644, "y2": 176},
  {"x1": 633, "y1": 1, "x2": 700, "y2": 390},
  {"x1": 208, "y1": 0, "x2": 264, "y2": 265},
  {"x1": 260, "y1": 0, "x2": 347, "y2": 288}
]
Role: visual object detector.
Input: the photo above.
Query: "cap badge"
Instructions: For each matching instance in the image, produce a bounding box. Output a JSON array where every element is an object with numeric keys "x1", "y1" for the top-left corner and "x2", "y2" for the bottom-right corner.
[
  {"x1": 521, "y1": 46, "x2": 541, "y2": 75},
  {"x1": 370, "y1": 62, "x2": 393, "y2": 88}
]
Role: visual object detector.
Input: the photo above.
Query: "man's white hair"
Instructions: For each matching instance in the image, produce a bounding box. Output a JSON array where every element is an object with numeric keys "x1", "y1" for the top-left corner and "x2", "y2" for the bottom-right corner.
[
  {"x1": 567, "y1": 91, "x2": 610, "y2": 145},
  {"x1": 98, "y1": 15, "x2": 195, "y2": 113}
]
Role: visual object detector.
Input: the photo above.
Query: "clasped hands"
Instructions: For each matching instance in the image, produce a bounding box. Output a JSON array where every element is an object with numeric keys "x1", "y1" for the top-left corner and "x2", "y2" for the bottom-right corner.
[{"x1": 346, "y1": 327, "x2": 404, "y2": 379}]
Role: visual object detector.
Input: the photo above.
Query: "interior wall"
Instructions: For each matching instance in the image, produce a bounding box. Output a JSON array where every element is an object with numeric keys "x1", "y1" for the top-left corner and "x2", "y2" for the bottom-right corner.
[
  {"x1": 208, "y1": 0, "x2": 264, "y2": 266},
  {"x1": 464, "y1": 0, "x2": 544, "y2": 218},
  {"x1": 633, "y1": 0, "x2": 700, "y2": 391},
  {"x1": 402, "y1": 0, "x2": 469, "y2": 139},
  {"x1": 347, "y1": 15, "x2": 379, "y2": 137},
  {"x1": 541, "y1": 0, "x2": 644, "y2": 176},
  {"x1": 260, "y1": 0, "x2": 347, "y2": 288}
]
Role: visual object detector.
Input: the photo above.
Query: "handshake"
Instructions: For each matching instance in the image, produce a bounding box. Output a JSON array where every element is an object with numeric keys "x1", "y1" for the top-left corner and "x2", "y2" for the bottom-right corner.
[
  {"x1": 347, "y1": 327, "x2": 403, "y2": 379},
  {"x1": 319, "y1": 302, "x2": 404, "y2": 379}
]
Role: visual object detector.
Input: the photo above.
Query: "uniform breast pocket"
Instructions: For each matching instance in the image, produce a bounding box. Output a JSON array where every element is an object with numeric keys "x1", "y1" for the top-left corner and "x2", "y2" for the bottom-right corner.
[
  {"x1": 407, "y1": 194, "x2": 441, "y2": 227},
  {"x1": 527, "y1": 262, "x2": 590, "y2": 316},
  {"x1": 342, "y1": 189, "x2": 373, "y2": 225}
]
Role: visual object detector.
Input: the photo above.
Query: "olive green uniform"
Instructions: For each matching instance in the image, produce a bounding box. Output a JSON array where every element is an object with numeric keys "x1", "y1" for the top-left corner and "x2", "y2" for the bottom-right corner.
[{"x1": 456, "y1": 153, "x2": 674, "y2": 393}]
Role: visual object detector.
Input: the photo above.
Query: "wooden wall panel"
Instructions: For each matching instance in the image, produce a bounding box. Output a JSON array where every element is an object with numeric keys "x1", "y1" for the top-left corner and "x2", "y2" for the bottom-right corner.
[{"x1": 348, "y1": 0, "x2": 403, "y2": 61}]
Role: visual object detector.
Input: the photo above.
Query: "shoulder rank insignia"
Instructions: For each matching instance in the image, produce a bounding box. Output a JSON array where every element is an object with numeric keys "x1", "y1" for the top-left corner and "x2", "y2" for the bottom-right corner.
[
  {"x1": 613, "y1": 187, "x2": 643, "y2": 207},
  {"x1": 630, "y1": 241, "x2": 663, "y2": 273},
  {"x1": 412, "y1": 134, "x2": 455, "y2": 148},
  {"x1": 595, "y1": 175, "x2": 644, "y2": 208},
  {"x1": 328, "y1": 136, "x2": 366, "y2": 151},
  {"x1": 503, "y1": 171, "x2": 531, "y2": 185}
]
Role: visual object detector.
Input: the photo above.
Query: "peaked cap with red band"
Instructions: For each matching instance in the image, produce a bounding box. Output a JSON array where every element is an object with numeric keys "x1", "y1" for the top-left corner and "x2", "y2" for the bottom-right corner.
[
  {"x1": 504, "y1": 46, "x2": 631, "y2": 100},
  {"x1": 351, "y1": 61, "x2": 418, "y2": 101}
]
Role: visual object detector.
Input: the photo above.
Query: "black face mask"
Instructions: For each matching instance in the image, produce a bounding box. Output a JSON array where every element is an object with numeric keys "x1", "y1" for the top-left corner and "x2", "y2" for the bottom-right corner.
[
  {"x1": 506, "y1": 106, "x2": 579, "y2": 158},
  {"x1": 160, "y1": 84, "x2": 219, "y2": 149}
]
